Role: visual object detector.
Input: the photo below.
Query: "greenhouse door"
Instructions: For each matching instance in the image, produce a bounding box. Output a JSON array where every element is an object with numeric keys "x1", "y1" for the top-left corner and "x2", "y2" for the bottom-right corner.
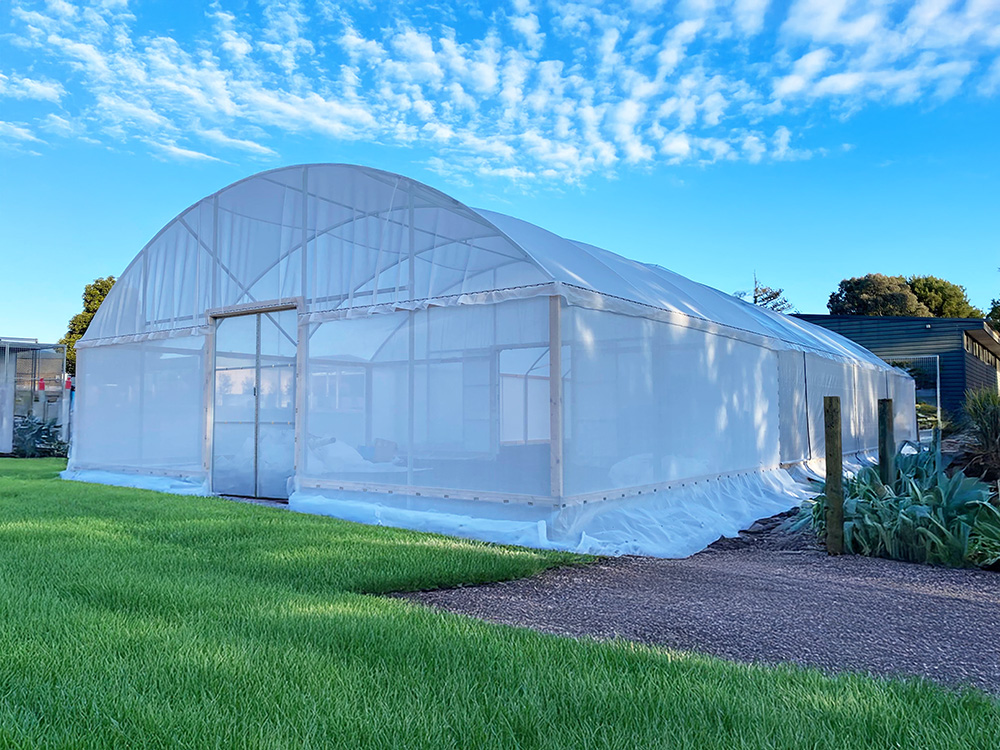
[{"x1": 212, "y1": 309, "x2": 297, "y2": 499}]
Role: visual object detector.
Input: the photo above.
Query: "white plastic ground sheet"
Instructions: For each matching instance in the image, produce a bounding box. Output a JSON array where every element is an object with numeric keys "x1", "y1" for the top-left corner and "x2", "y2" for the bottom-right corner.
[{"x1": 65, "y1": 164, "x2": 918, "y2": 558}]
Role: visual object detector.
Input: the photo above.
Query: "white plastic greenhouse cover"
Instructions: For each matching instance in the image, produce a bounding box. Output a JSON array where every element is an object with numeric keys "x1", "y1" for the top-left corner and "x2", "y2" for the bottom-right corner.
[{"x1": 65, "y1": 164, "x2": 917, "y2": 558}]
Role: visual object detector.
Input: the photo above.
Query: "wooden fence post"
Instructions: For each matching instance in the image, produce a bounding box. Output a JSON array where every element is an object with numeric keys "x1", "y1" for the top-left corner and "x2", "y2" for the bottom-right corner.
[
  {"x1": 878, "y1": 398, "x2": 895, "y2": 486},
  {"x1": 824, "y1": 396, "x2": 844, "y2": 556}
]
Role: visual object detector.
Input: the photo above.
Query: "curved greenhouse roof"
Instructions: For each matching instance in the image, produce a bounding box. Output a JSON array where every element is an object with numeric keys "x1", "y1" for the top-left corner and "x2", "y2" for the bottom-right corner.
[{"x1": 83, "y1": 163, "x2": 886, "y2": 371}]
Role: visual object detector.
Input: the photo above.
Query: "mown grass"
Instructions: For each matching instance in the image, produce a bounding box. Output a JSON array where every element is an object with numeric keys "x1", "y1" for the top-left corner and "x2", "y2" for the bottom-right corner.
[{"x1": 0, "y1": 458, "x2": 997, "y2": 749}]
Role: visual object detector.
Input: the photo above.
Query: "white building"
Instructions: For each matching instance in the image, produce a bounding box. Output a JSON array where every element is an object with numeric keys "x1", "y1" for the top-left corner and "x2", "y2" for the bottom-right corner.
[{"x1": 1, "y1": 338, "x2": 69, "y2": 454}]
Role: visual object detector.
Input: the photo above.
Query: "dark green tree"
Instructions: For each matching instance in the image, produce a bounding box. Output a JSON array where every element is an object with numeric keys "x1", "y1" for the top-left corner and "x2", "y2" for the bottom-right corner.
[
  {"x1": 987, "y1": 266, "x2": 1000, "y2": 332},
  {"x1": 988, "y1": 298, "x2": 1000, "y2": 332},
  {"x1": 734, "y1": 272, "x2": 794, "y2": 313},
  {"x1": 907, "y1": 275, "x2": 984, "y2": 318},
  {"x1": 828, "y1": 274, "x2": 931, "y2": 317},
  {"x1": 60, "y1": 276, "x2": 115, "y2": 375}
]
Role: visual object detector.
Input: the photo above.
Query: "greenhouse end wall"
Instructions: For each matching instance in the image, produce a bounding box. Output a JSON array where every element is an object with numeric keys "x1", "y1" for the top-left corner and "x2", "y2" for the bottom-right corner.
[{"x1": 71, "y1": 335, "x2": 207, "y2": 481}]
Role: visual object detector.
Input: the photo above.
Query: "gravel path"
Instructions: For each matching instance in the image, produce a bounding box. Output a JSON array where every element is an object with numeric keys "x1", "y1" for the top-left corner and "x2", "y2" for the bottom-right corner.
[{"x1": 402, "y1": 539, "x2": 1000, "y2": 694}]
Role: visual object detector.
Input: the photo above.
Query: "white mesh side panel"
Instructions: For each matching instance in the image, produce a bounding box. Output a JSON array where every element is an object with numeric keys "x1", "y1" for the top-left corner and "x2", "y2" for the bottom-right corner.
[
  {"x1": 777, "y1": 350, "x2": 809, "y2": 463},
  {"x1": 854, "y1": 366, "x2": 887, "y2": 452},
  {"x1": 0, "y1": 351, "x2": 14, "y2": 454},
  {"x1": 70, "y1": 336, "x2": 206, "y2": 474},
  {"x1": 888, "y1": 372, "x2": 918, "y2": 442},
  {"x1": 803, "y1": 355, "x2": 897, "y2": 455},
  {"x1": 301, "y1": 297, "x2": 551, "y2": 496},
  {"x1": 562, "y1": 307, "x2": 780, "y2": 497}
]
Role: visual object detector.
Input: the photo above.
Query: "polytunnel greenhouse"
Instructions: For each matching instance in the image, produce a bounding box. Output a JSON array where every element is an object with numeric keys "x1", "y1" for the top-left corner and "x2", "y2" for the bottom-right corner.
[{"x1": 64, "y1": 164, "x2": 917, "y2": 557}]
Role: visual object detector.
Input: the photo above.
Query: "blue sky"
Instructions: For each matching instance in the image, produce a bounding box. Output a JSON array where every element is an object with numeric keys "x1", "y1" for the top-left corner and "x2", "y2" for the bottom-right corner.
[{"x1": 1, "y1": 0, "x2": 998, "y2": 344}]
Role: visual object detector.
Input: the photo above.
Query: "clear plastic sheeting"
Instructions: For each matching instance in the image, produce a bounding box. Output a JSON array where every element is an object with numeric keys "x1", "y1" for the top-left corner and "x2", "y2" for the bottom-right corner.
[
  {"x1": 291, "y1": 467, "x2": 810, "y2": 558},
  {"x1": 68, "y1": 163, "x2": 919, "y2": 558},
  {"x1": 59, "y1": 469, "x2": 210, "y2": 496},
  {"x1": 72, "y1": 335, "x2": 206, "y2": 477}
]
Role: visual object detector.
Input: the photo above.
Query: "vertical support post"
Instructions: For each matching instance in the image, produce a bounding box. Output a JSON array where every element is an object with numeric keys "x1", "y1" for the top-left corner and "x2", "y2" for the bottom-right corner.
[
  {"x1": 212, "y1": 196, "x2": 219, "y2": 310},
  {"x1": 877, "y1": 398, "x2": 895, "y2": 486},
  {"x1": 408, "y1": 189, "x2": 415, "y2": 301},
  {"x1": 364, "y1": 365, "x2": 373, "y2": 447},
  {"x1": 29, "y1": 351, "x2": 37, "y2": 420},
  {"x1": 933, "y1": 425, "x2": 942, "y2": 475},
  {"x1": 59, "y1": 345, "x2": 70, "y2": 444},
  {"x1": 824, "y1": 396, "x2": 844, "y2": 556},
  {"x1": 406, "y1": 185, "x2": 416, "y2": 488},
  {"x1": 1, "y1": 344, "x2": 10, "y2": 454},
  {"x1": 802, "y1": 351, "x2": 812, "y2": 460},
  {"x1": 302, "y1": 167, "x2": 309, "y2": 303},
  {"x1": 549, "y1": 296, "x2": 563, "y2": 500},
  {"x1": 136, "y1": 342, "x2": 145, "y2": 466},
  {"x1": 934, "y1": 354, "x2": 941, "y2": 429},
  {"x1": 253, "y1": 314, "x2": 262, "y2": 498},
  {"x1": 204, "y1": 320, "x2": 216, "y2": 487},
  {"x1": 294, "y1": 311, "x2": 307, "y2": 484},
  {"x1": 407, "y1": 310, "x2": 415, "y2": 487}
]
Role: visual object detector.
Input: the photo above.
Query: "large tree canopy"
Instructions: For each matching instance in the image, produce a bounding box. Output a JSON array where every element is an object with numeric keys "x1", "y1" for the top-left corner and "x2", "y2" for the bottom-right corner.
[
  {"x1": 907, "y1": 276, "x2": 984, "y2": 318},
  {"x1": 60, "y1": 276, "x2": 115, "y2": 375},
  {"x1": 828, "y1": 274, "x2": 932, "y2": 317}
]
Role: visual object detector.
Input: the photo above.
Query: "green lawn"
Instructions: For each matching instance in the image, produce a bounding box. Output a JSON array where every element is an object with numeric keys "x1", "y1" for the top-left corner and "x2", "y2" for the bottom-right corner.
[{"x1": 0, "y1": 459, "x2": 997, "y2": 749}]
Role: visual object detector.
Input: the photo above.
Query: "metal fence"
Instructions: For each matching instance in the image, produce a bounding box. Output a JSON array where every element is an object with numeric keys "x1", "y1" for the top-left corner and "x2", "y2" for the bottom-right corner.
[{"x1": 885, "y1": 355, "x2": 940, "y2": 432}]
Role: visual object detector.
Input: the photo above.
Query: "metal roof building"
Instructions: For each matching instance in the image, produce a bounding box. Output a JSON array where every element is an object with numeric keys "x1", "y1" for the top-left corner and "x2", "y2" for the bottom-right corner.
[
  {"x1": 796, "y1": 315, "x2": 1000, "y2": 420},
  {"x1": 1, "y1": 338, "x2": 69, "y2": 454}
]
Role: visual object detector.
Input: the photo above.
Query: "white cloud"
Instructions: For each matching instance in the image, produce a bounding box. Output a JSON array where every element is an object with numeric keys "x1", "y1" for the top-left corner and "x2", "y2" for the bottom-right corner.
[
  {"x1": 0, "y1": 73, "x2": 65, "y2": 102},
  {"x1": 0, "y1": 120, "x2": 43, "y2": 142},
  {"x1": 773, "y1": 48, "x2": 833, "y2": 97},
  {"x1": 39, "y1": 113, "x2": 84, "y2": 137},
  {"x1": 772, "y1": 125, "x2": 811, "y2": 160},
  {"x1": 782, "y1": 0, "x2": 883, "y2": 46},
  {"x1": 3, "y1": 0, "x2": 998, "y2": 183},
  {"x1": 510, "y1": 7, "x2": 545, "y2": 55},
  {"x1": 741, "y1": 132, "x2": 765, "y2": 162},
  {"x1": 145, "y1": 139, "x2": 224, "y2": 162},
  {"x1": 611, "y1": 98, "x2": 654, "y2": 163},
  {"x1": 980, "y1": 56, "x2": 1000, "y2": 96},
  {"x1": 732, "y1": 0, "x2": 770, "y2": 36},
  {"x1": 657, "y1": 19, "x2": 704, "y2": 76},
  {"x1": 198, "y1": 128, "x2": 277, "y2": 157}
]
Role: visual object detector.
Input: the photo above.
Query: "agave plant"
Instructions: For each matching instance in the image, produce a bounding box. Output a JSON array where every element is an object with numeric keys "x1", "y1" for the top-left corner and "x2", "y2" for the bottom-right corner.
[
  {"x1": 965, "y1": 388, "x2": 1000, "y2": 479},
  {"x1": 803, "y1": 446, "x2": 1000, "y2": 568}
]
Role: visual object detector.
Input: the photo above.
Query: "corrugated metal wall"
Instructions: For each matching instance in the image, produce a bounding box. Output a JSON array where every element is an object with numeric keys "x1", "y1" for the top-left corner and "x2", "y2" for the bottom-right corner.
[{"x1": 796, "y1": 316, "x2": 1000, "y2": 419}]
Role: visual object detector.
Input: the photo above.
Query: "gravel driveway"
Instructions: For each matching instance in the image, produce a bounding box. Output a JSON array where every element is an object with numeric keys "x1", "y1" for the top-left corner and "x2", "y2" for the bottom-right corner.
[{"x1": 401, "y1": 537, "x2": 1000, "y2": 694}]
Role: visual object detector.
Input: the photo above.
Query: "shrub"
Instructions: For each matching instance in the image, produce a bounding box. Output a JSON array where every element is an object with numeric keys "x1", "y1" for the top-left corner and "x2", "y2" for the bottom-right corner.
[
  {"x1": 12, "y1": 416, "x2": 68, "y2": 458},
  {"x1": 804, "y1": 448, "x2": 1000, "y2": 568},
  {"x1": 965, "y1": 388, "x2": 1000, "y2": 479}
]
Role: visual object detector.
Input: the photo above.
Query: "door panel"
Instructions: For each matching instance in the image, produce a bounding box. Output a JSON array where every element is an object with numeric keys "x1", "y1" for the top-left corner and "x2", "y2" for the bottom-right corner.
[
  {"x1": 257, "y1": 423, "x2": 296, "y2": 498},
  {"x1": 212, "y1": 310, "x2": 297, "y2": 498}
]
